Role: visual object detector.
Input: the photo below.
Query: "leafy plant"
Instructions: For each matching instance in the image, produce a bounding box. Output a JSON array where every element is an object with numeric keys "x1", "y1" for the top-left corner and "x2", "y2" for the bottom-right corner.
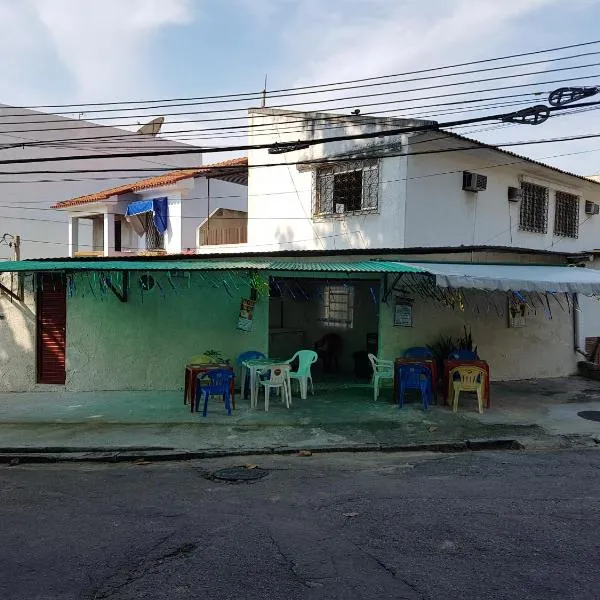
[
  {"x1": 457, "y1": 325, "x2": 477, "y2": 356},
  {"x1": 427, "y1": 335, "x2": 457, "y2": 376},
  {"x1": 427, "y1": 335, "x2": 457, "y2": 362},
  {"x1": 203, "y1": 349, "x2": 229, "y2": 364}
]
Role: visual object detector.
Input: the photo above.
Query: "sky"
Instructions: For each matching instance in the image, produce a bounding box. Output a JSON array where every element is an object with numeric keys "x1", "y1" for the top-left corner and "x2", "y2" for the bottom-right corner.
[{"x1": 0, "y1": 0, "x2": 600, "y2": 174}]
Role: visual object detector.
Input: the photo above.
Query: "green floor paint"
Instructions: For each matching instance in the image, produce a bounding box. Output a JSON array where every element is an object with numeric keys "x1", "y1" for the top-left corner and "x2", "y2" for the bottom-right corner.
[{"x1": 0, "y1": 378, "x2": 596, "y2": 452}]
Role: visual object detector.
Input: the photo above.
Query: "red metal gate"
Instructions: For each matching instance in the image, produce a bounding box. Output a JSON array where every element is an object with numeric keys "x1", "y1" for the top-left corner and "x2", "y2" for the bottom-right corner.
[{"x1": 37, "y1": 274, "x2": 66, "y2": 384}]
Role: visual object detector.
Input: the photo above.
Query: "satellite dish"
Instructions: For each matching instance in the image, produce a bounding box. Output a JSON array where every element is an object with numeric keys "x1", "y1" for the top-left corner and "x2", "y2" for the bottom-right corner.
[{"x1": 137, "y1": 116, "x2": 165, "y2": 136}]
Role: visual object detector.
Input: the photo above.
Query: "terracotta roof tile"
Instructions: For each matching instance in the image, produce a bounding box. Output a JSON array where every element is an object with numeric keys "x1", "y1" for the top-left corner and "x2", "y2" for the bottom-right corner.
[{"x1": 52, "y1": 156, "x2": 248, "y2": 209}]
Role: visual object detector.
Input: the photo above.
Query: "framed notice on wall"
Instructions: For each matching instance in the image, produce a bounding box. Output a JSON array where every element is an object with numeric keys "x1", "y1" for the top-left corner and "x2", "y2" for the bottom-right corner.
[
  {"x1": 394, "y1": 299, "x2": 413, "y2": 327},
  {"x1": 237, "y1": 298, "x2": 256, "y2": 332},
  {"x1": 508, "y1": 297, "x2": 527, "y2": 328}
]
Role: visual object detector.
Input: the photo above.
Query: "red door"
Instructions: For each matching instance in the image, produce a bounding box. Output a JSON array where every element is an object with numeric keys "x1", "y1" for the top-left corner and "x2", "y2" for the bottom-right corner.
[{"x1": 37, "y1": 274, "x2": 66, "y2": 384}]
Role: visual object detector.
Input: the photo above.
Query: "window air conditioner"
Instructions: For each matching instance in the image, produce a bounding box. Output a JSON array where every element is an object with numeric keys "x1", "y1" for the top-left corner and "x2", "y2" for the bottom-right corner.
[
  {"x1": 335, "y1": 203, "x2": 345, "y2": 214},
  {"x1": 462, "y1": 171, "x2": 488, "y2": 192},
  {"x1": 508, "y1": 186, "x2": 522, "y2": 202},
  {"x1": 585, "y1": 201, "x2": 600, "y2": 215}
]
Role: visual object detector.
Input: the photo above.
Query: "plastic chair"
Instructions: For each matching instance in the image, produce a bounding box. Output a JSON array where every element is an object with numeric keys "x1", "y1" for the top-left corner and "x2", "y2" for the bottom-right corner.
[
  {"x1": 397, "y1": 364, "x2": 432, "y2": 411},
  {"x1": 404, "y1": 346, "x2": 434, "y2": 359},
  {"x1": 448, "y1": 349, "x2": 479, "y2": 360},
  {"x1": 236, "y1": 350, "x2": 266, "y2": 397},
  {"x1": 258, "y1": 364, "x2": 291, "y2": 412},
  {"x1": 195, "y1": 369, "x2": 234, "y2": 417},
  {"x1": 368, "y1": 353, "x2": 394, "y2": 401},
  {"x1": 286, "y1": 350, "x2": 318, "y2": 400},
  {"x1": 448, "y1": 366, "x2": 486, "y2": 413}
]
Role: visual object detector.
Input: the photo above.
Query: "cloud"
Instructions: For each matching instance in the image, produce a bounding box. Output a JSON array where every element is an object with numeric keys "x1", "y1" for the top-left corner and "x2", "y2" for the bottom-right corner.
[
  {"x1": 0, "y1": 0, "x2": 194, "y2": 104},
  {"x1": 32, "y1": 0, "x2": 194, "y2": 101}
]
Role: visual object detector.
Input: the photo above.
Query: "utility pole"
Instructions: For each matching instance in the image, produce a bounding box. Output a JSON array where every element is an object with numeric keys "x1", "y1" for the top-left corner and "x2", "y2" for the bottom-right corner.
[{"x1": 0, "y1": 233, "x2": 22, "y2": 302}]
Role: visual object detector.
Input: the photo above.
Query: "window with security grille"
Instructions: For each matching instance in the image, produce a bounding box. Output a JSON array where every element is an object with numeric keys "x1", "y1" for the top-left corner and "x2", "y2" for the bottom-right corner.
[
  {"x1": 319, "y1": 285, "x2": 354, "y2": 329},
  {"x1": 313, "y1": 160, "x2": 379, "y2": 215},
  {"x1": 519, "y1": 182, "x2": 549, "y2": 233},
  {"x1": 554, "y1": 191, "x2": 579, "y2": 238}
]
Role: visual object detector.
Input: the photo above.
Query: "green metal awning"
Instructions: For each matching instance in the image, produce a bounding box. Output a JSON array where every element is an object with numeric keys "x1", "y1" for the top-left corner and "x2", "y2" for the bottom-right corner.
[{"x1": 0, "y1": 258, "x2": 425, "y2": 274}]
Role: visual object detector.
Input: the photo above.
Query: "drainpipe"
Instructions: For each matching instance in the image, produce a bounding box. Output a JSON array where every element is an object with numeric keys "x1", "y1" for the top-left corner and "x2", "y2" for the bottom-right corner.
[{"x1": 573, "y1": 293, "x2": 587, "y2": 358}]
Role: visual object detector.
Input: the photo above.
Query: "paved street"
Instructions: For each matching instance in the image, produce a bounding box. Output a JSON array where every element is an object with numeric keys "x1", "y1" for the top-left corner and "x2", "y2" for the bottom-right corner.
[{"x1": 1, "y1": 449, "x2": 599, "y2": 599}]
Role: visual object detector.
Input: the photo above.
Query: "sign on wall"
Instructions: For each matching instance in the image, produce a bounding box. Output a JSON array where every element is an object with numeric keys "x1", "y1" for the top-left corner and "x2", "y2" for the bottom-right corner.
[
  {"x1": 508, "y1": 296, "x2": 527, "y2": 328},
  {"x1": 394, "y1": 298, "x2": 413, "y2": 327},
  {"x1": 237, "y1": 298, "x2": 256, "y2": 332}
]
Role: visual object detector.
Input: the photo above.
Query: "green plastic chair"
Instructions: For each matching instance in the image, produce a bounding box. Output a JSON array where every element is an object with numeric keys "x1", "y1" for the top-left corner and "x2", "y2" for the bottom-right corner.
[{"x1": 286, "y1": 350, "x2": 318, "y2": 399}]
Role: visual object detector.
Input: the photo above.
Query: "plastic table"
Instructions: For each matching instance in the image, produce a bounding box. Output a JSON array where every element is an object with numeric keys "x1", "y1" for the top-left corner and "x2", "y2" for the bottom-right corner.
[{"x1": 184, "y1": 363, "x2": 235, "y2": 413}]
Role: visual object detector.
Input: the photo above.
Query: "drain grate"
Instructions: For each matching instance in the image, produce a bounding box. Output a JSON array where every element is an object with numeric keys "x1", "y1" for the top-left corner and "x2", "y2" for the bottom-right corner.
[
  {"x1": 577, "y1": 410, "x2": 600, "y2": 422},
  {"x1": 210, "y1": 466, "x2": 269, "y2": 482}
]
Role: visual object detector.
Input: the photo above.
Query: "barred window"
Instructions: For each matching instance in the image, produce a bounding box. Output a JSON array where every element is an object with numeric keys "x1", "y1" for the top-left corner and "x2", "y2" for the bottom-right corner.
[
  {"x1": 519, "y1": 182, "x2": 549, "y2": 233},
  {"x1": 319, "y1": 285, "x2": 354, "y2": 329},
  {"x1": 554, "y1": 191, "x2": 579, "y2": 238},
  {"x1": 313, "y1": 160, "x2": 379, "y2": 215}
]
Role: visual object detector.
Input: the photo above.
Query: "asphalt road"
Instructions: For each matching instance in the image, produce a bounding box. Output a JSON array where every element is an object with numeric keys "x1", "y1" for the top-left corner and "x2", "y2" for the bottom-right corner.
[{"x1": 1, "y1": 449, "x2": 599, "y2": 600}]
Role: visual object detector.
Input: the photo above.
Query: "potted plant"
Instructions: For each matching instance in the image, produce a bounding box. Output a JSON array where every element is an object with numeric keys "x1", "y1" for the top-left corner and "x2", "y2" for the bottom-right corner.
[{"x1": 427, "y1": 335, "x2": 457, "y2": 383}]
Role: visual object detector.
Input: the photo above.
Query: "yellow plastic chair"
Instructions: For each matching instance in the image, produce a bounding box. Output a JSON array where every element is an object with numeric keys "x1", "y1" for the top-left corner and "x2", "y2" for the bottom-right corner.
[{"x1": 448, "y1": 366, "x2": 487, "y2": 414}]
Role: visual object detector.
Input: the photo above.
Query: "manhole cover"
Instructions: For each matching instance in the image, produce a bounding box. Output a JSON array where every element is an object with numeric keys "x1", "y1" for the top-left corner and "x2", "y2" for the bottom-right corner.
[
  {"x1": 211, "y1": 466, "x2": 269, "y2": 482},
  {"x1": 577, "y1": 410, "x2": 600, "y2": 422}
]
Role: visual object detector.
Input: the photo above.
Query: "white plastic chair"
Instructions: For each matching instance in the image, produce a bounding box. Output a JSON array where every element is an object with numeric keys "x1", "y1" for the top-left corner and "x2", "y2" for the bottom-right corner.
[
  {"x1": 368, "y1": 353, "x2": 394, "y2": 401},
  {"x1": 286, "y1": 350, "x2": 318, "y2": 400},
  {"x1": 258, "y1": 364, "x2": 292, "y2": 412}
]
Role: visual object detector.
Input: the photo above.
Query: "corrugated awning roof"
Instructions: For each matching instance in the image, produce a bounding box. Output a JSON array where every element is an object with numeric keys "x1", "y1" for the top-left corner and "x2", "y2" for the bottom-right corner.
[
  {"x1": 5, "y1": 257, "x2": 600, "y2": 293},
  {"x1": 0, "y1": 258, "x2": 423, "y2": 274}
]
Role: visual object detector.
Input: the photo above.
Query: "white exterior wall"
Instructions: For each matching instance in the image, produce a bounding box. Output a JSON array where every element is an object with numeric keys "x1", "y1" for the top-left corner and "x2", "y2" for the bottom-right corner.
[
  {"x1": 0, "y1": 105, "x2": 201, "y2": 259},
  {"x1": 184, "y1": 178, "x2": 247, "y2": 250},
  {"x1": 166, "y1": 195, "x2": 182, "y2": 254},
  {"x1": 405, "y1": 134, "x2": 600, "y2": 252},
  {"x1": 245, "y1": 109, "x2": 422, "y2": 251}
]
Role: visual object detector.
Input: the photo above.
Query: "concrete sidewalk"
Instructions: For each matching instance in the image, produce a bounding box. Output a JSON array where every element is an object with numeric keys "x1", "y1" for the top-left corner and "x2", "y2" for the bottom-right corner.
[{"x1": 0, "y1": 378, "x2": 597, "y2": 459}]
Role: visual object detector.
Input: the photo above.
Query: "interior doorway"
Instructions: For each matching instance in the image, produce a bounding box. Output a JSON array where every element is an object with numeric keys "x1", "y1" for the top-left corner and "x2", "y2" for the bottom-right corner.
[{"x1": 268, "y1": 277, "x2": 380, "y2": 381}]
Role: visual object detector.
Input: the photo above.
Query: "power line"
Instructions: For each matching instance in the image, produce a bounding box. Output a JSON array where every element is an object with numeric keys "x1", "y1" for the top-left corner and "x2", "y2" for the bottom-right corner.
[
  {"x1": 1, "y1": 63, "x2": 599, "y2": 135},
  {"x1": 0, "y1": 91, "x2": 543, "y2": 148},
  {"x1": 0, "y1": 100, "x2": 596, "y2": 167},
  {"x1": 15, "y1": 39, "x2": 600, "y2": 111},
  {"x1": 2, "y1": 51, "x2": 598, "y2": 124},
  {"x1": 0, "y1": 69, "x2": 596, "y2": 147},
  {"x1": 0, "y1": 126, "x2": 598, "y2": 190}
]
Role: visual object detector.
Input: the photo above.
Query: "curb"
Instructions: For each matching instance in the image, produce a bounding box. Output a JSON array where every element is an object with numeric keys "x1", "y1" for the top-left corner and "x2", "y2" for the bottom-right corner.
[{"x1": 0, "y1": 437, "x2": 530, "y2": 464}]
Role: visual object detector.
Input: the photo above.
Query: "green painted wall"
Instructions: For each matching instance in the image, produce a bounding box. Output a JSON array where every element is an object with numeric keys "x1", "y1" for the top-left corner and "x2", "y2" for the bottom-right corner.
[{"x1": 65, "y1": 272, "x2": 268, "y2": 391}]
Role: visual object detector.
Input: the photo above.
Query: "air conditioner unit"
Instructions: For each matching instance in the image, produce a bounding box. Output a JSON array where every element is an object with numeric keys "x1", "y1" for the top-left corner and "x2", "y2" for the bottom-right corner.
[
  {"x1": 508, "y1": 186, "x2": 523, "y2": 202},
  {"x1": 335, "y1": 203, "x2": 345, "y2": 214},
  {"x1": 462, "y1": 171, "x2": 488, "y2": 192},
  {"x1": 585, "y1": 201, "x2": 600, "y2": 215}
]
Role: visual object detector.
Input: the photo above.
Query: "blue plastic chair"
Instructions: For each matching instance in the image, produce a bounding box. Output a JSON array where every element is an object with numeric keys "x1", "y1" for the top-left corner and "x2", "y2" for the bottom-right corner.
[
  {"x1": 237, "y1": 351, "x2": 266, "y2": 397},
  {"x1": 449, "y1": 349, "x2": 479, "y2": 360},
  {"x1": 404, "y1": 346, "x2": 434, "y2": 359},
  {"x1": 195, "y1": 369, "x2": 234, "y2": 417},
  {"x1": 397, "y1": 364, "x2": 432, "y2": 411}
]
